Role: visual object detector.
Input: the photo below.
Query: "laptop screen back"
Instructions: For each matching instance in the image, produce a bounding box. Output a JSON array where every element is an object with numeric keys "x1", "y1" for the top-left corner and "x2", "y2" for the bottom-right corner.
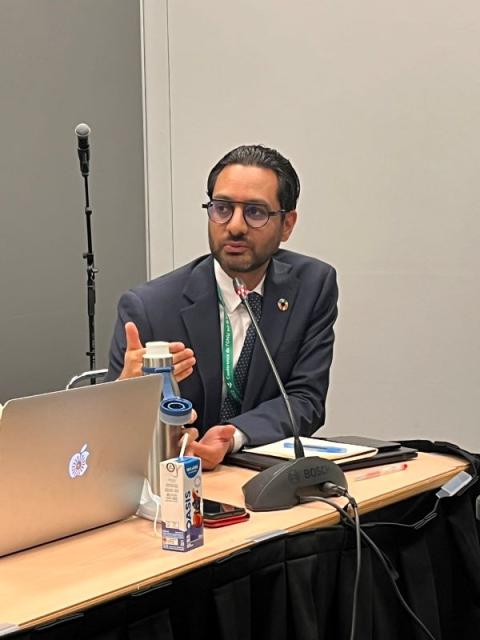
[{"x1": 0, "y1": 375, "x2": 161, "y2": 557}]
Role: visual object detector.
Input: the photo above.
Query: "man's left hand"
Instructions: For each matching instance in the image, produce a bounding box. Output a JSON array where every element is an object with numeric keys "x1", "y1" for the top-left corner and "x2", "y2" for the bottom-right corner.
[
  {"x1": 169, "y1": 342, "x2": 196, "y2": 383},
  {"x1": 187, "y1": 425, "x2": 236, "y2": 470}
]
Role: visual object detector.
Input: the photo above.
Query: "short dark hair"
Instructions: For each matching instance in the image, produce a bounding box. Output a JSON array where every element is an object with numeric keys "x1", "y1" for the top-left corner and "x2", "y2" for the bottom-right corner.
[{"x1": 207, "y1": 145, "x2": 300, "y2": 211}]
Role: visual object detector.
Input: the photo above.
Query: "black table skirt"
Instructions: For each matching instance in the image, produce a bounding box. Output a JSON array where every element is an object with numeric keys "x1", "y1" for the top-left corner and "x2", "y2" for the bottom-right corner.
[{"x1": 12, "y1": 479, "x2": 480, "y2": 640}]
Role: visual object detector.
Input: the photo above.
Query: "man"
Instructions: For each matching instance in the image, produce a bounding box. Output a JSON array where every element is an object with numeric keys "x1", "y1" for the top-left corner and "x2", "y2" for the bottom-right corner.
[{"x1": 106, "y1": 145, "x2": 338, "y2": 469}]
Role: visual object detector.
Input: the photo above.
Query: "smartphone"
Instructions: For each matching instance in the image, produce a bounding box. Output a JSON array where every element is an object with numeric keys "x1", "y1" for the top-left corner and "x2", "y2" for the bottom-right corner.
[{"x1": 203, "y1": 499, "x2": 250, "y2": 528}]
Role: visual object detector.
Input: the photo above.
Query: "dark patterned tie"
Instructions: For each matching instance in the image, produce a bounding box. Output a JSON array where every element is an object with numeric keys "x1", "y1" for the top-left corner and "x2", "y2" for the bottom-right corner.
[{"x1": 219, "y1": 292, "x2": 263, "y2": 422}]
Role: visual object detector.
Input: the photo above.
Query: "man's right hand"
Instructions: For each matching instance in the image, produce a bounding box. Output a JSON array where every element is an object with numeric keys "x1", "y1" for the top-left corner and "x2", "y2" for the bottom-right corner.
[{"x1": 118, "y1": 322, "x2": 196, "y2": 383}]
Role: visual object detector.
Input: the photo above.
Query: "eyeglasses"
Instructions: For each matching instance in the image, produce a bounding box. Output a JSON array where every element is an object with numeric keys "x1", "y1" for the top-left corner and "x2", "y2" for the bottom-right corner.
[{"x1": 202, "y1": 199, "x2": 287, "y2": 229}]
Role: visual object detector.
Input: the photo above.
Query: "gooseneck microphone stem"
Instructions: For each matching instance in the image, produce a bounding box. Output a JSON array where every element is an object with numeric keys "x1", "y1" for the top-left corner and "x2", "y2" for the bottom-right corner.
[
  {"x1": 232, "y1": 276, "x2": 347, "y2": 511},
  {"x1": 233, "y1": 277, "x2": 305, "y2": 459},
  {"x1": 75, "y1": 123, "x2": 98, "y2": 380}
]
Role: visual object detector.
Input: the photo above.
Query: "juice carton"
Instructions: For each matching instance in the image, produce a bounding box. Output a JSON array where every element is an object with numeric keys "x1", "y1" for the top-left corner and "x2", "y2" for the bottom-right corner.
[{"x1": 159, "y1": 455, "x2": 203, "y2": 552}]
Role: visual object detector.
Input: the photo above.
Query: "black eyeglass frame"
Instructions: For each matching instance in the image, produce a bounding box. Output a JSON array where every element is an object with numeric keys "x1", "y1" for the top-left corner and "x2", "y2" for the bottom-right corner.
[{"x1": 202, "y1": 199, "x2": 288, "y2": 229}]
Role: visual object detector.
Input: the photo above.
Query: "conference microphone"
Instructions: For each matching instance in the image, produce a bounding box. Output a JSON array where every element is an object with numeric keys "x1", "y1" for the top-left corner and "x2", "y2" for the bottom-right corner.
[
  {"x1": 233, "y1": 278, "x2": 305, "y2": 458},
  {"x1": 75, "y1": 122, "x2": 91, "y2": 177},
  {"x1": 233, "y1": 277, "x2": 347, "y2": 511}
]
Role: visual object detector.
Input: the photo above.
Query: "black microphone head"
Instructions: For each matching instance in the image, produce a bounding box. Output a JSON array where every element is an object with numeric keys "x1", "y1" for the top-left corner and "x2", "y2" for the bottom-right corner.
[
  {"x1": 233, "y1": 277, "x2": 248, "y2": 299},
  {"x1": 75, "y1": 123, "x2": 91, "y2": 139},
  {"x1": 75, "y1": 123, "x2": 91, "y2": 176}
]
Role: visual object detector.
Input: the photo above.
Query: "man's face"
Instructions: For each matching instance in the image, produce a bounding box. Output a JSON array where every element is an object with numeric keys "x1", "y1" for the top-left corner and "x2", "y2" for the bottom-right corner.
[{"x1": 208, "y1": 164, "x2": 296, "y2": 284}]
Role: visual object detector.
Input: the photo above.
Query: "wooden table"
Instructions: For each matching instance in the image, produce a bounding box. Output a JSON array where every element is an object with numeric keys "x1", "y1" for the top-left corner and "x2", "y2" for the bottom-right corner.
[{"x1": 0, "y1": 452, "x2": 467, "y2": 633}]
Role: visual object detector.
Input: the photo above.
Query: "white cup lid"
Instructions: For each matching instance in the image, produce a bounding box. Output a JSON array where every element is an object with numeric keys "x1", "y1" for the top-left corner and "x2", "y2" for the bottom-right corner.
[{"x1": 144, "y1": 341, "x2": 170, "y2": 358}]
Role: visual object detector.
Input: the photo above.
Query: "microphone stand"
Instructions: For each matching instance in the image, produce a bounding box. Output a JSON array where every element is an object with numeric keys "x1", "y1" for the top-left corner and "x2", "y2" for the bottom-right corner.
[{"x1": 81, "y1": 173, "x2": 98, "y2": 380}]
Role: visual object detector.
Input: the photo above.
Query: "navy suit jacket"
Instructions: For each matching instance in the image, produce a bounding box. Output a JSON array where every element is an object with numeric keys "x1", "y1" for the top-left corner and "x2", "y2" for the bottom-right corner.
[{"x1": 106, "y1": 249, "x2": 338, "y2": 446}]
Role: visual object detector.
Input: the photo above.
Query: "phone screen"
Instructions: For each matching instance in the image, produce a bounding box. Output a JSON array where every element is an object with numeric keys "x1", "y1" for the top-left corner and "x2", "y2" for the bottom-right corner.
[{"x1": 203, "y1": 499, "x2": 246, "y2": 520}]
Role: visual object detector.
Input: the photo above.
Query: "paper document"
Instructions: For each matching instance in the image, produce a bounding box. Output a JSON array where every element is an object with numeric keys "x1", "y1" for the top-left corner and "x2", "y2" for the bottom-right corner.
[{"x1": 245, "y1": 437, "x2": 378, "y2": 463}]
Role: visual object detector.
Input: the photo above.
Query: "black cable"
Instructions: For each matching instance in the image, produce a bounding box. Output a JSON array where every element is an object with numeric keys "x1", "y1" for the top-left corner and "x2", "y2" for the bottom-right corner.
[
  {"x1": 351, "y1": 522, "x2": 437, "y2": 640},
  {"x1": 360, "y1": 497, "x2": 440, "y2": 531},
  {"x1": 300, "y1": 492, "x2": 437, "y2": 640},
  {"x1": 349, "y1": 499, "x2": 361, "y2": 640},
  {"x1": 300, "y1": 493, "x2": 361, "y2": 640}
]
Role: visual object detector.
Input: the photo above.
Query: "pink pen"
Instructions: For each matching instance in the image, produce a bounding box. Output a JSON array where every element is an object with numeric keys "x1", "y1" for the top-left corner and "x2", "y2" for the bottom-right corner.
[{"x1": 353, "y1": 462, "x2": 408, "y2": 481}]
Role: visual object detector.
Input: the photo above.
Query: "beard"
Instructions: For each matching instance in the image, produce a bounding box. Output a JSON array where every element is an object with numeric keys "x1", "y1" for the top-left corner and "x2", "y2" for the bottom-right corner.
[
  {"x1": 211, "y1": 247, "x2": 271, "y2": 275},
  {"x1": 208, "y1": 227, "x2": 282, "y2": 278}
]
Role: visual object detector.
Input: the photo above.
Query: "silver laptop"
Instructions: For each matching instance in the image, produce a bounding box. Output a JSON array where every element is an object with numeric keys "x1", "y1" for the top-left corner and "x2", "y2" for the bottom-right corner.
[{"x1": 0, "y1": 375, "x2": 161, "y2": 557}]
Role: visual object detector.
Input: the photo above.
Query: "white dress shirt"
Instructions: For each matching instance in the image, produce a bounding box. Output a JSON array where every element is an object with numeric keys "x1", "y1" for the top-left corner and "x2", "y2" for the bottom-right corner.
[{"x1": 214, "y1": 259, "x2": 265, "y2": 452}]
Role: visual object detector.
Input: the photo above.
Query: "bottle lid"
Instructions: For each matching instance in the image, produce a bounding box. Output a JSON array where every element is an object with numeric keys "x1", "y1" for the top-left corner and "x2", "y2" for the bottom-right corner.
[
  {"x1": 144, "y1": 341, "x2": 170, "y2": 358},
  {"x1": 160, "y1": 397, "x2": 193, "y2": 424}
]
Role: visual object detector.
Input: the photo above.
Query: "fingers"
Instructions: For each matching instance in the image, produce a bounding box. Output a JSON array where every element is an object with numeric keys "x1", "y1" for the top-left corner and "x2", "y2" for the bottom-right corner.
[
  {"x1": 187, "y1": 441, "x2": 218, "y2": 469},
  {"x1": 169, "y1": 342, "x2": 187, "y2": 354},
  {"x1": 188, "y1": 439, "x2": 231, "y2": 470},
  {"x1": 175, "y1": 365, "x2": 195, "y2": 383},
  {"x1": 125, "y1": 322, "x2": 144, "y2": 351},
  {"x1": 120, "y1": 331, "x2": 197, "y2": 382},
  {"x1": 217, "y1": 425, "x2": 236, "y2": 440},
  {"x1": 187, "y1": 409, "x2": 198, "y2": 425},
  {"x1": 169, "y1": 342, "x2": 196, "y2": 383},
  {"x1": 119, "y1": 322, "x2": 145, "y2": 380},
  {"x1": 186, "y1": 425, "x2": 236, "y2": 470}
]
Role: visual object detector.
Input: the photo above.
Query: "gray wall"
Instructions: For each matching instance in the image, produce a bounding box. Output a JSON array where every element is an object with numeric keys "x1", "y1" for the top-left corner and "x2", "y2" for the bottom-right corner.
[
  {"x1": 144, "y1": 1, "x2": 480, "y2": 449},
  {"x1": 0, "y1": 0, "x2": 147, "y2": 403}
]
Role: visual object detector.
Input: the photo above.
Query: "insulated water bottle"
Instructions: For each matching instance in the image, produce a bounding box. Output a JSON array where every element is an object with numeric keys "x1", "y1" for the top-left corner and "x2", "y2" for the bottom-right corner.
[{"x1": 143, "y1": 341, "x2": 193, "y2": 494}]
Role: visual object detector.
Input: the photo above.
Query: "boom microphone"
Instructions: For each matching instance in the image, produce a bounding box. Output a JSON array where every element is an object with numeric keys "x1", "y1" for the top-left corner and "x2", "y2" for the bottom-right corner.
[
  {"x1": 74, "y1": 122, "x2": 99, "y2": 374},
  {"x1": 232, "y1": 277, "x2": 347, "y2": 511},
  {"x1": 75, "y1": 123, "x2": 91, "y2": 177}
]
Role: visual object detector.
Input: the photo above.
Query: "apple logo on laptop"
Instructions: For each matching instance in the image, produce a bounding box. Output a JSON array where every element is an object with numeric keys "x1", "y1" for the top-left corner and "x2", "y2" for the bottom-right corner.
[{"x1": 68, "y1": 444, "x2": 90, "y2": 479}]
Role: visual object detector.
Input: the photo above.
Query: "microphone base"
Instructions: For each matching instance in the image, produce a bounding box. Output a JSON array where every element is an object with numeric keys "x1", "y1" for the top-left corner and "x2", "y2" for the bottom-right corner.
[{"x1": 242, "y1": 456, "x2": 348, "y2": 512}]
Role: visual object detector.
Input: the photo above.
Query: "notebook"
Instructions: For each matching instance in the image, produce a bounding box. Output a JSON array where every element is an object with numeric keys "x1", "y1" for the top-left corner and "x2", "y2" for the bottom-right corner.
[
  {"x1": 0, "y1": 375, "x2": 162, "y2": 557},
  {"x1": 226, "y1": 436, "x2": 417, "y2": 472},
  {"x1": 244, "y1": 436, "x2": 378, "y2": 462}
]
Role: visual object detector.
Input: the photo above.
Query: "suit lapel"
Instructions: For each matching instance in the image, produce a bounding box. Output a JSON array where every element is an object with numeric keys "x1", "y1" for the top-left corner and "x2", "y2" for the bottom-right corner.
[
  {"x1": 242, "y1": 257, "x2": 299, "y2": 409},
  {"x1": 180, "y1": 257, "x2": 222, "y2": 428}
]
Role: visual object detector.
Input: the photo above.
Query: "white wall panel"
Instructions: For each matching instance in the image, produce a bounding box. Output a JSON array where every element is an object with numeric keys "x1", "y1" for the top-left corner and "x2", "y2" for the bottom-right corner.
[{"x1": 145, "y1": 1, "x2": 480, "y2": 448}]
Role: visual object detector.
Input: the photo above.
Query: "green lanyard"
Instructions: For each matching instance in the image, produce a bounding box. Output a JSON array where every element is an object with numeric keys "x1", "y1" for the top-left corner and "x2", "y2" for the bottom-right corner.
[{"x1": 217, "y1": 287, "x2": 242, "y2": 403}]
